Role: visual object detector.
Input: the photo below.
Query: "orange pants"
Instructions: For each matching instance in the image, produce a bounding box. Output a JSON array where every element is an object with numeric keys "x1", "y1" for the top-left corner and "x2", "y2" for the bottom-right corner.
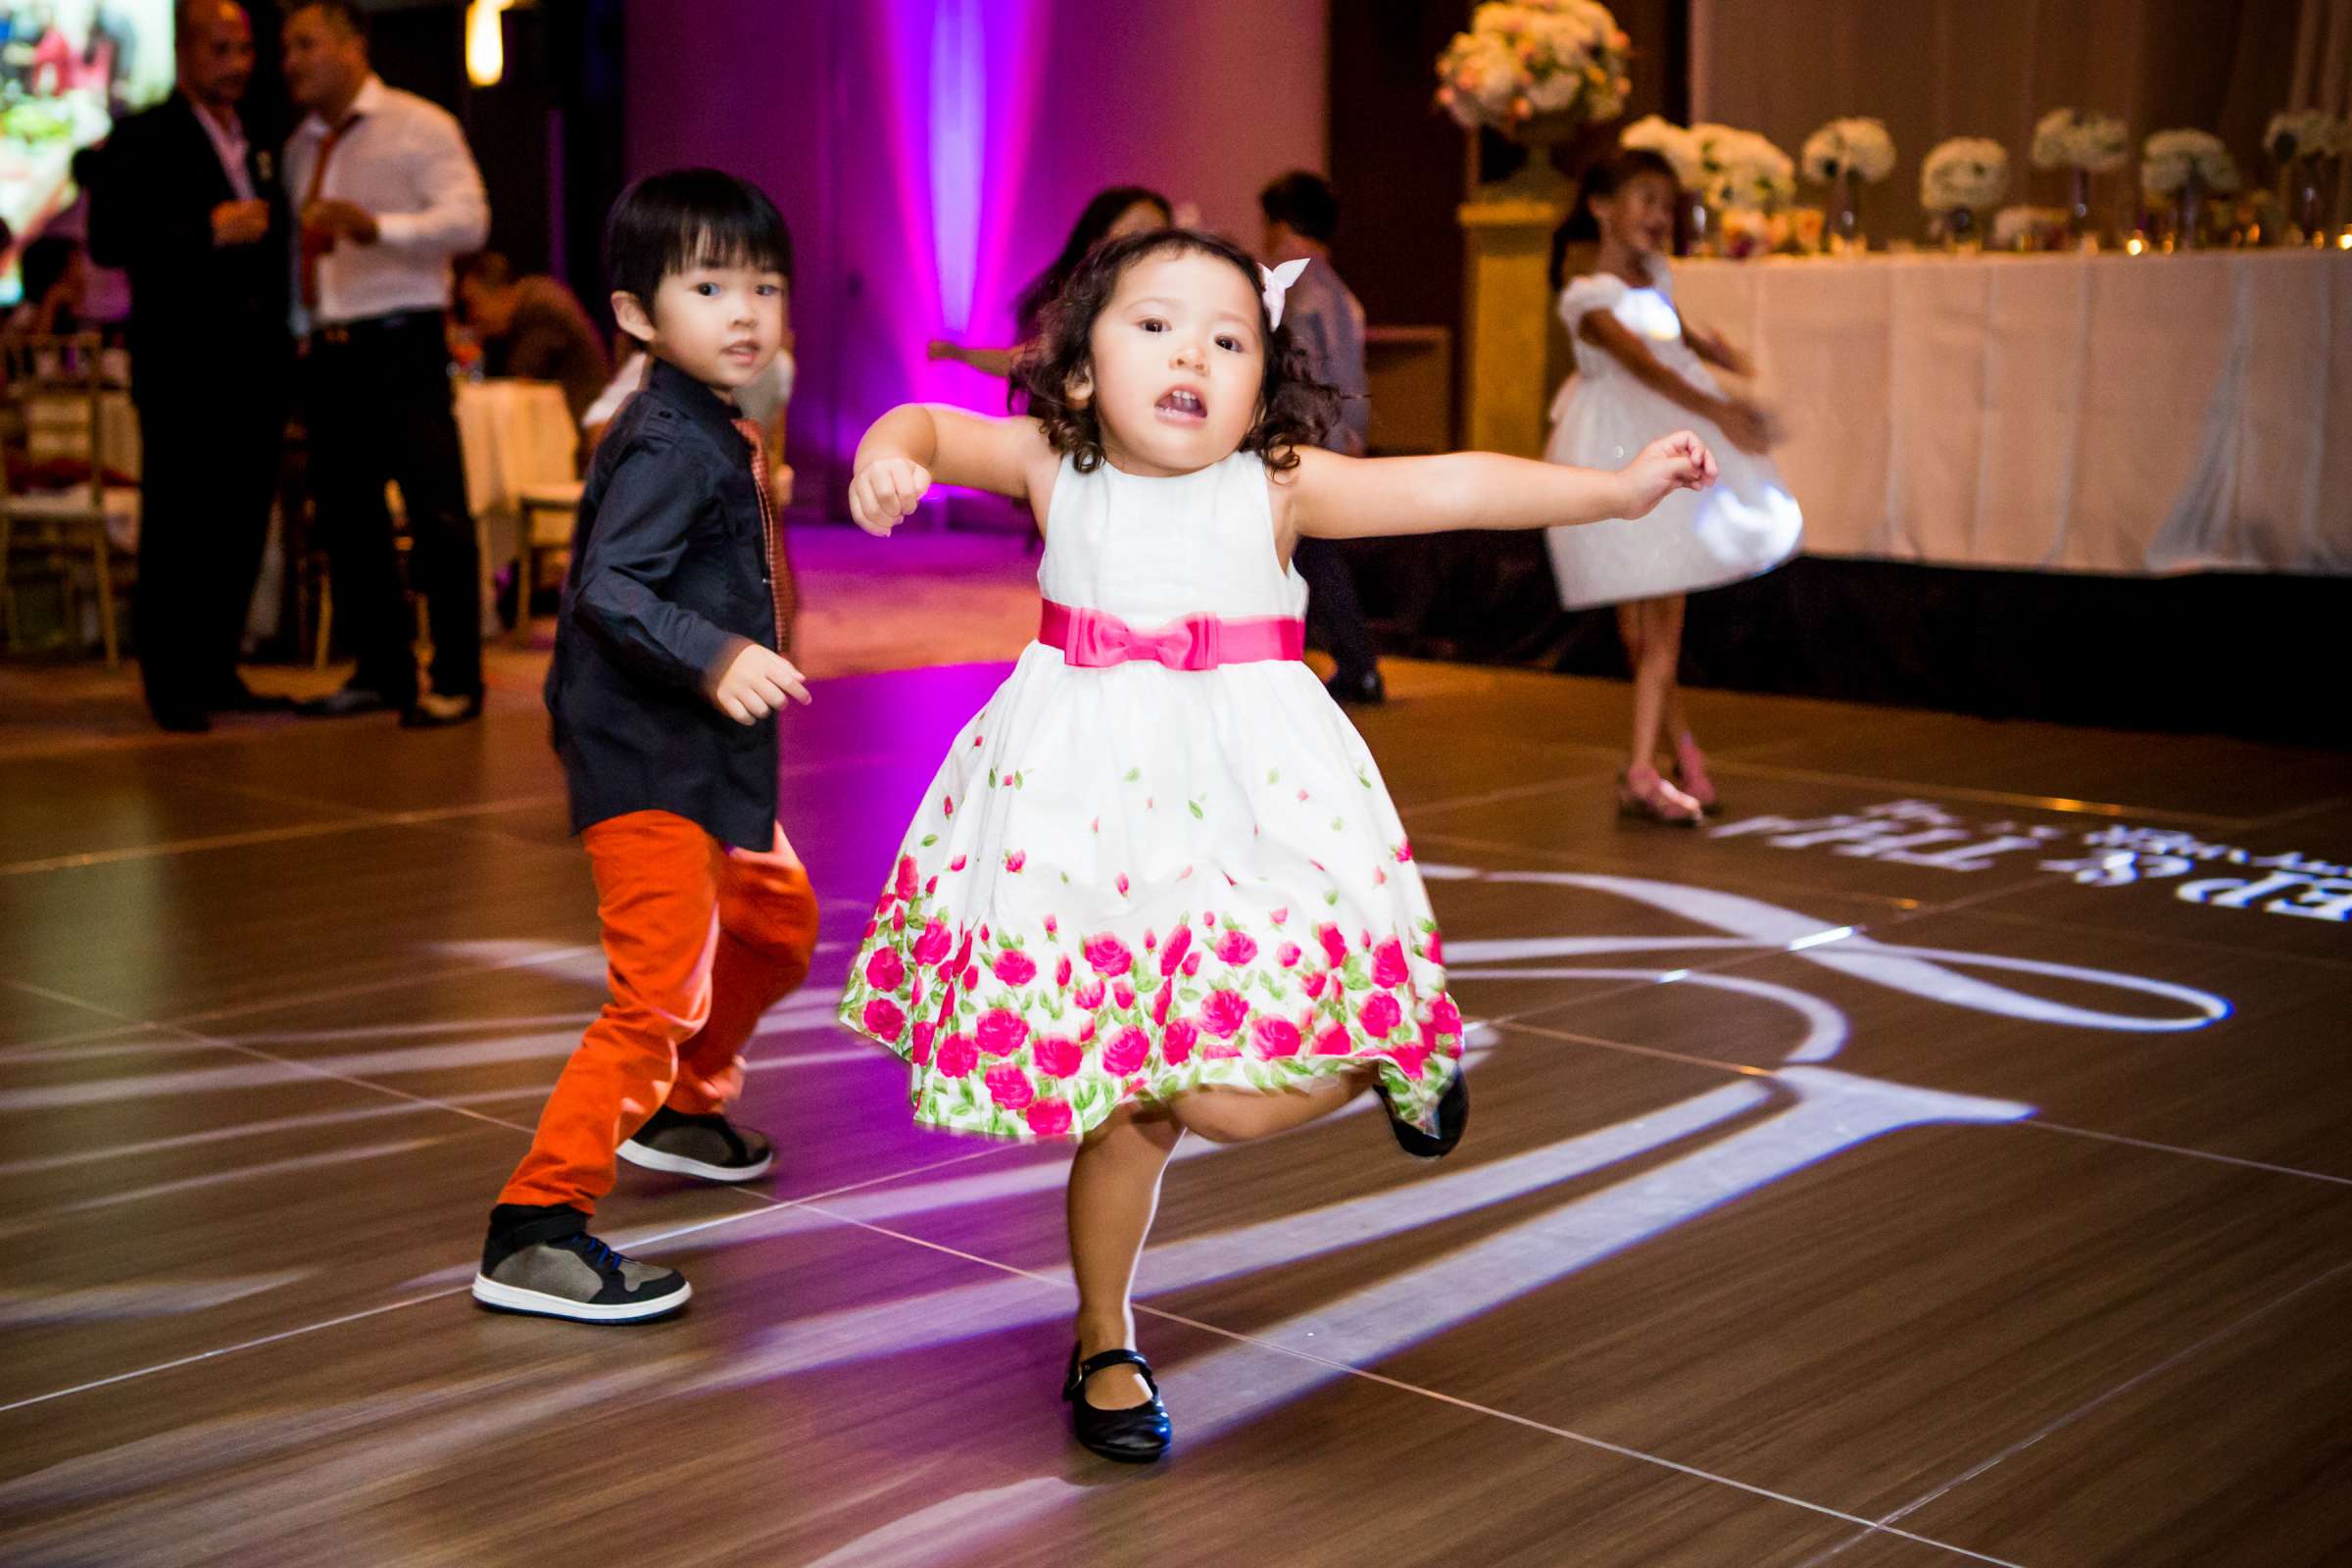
[{"x1": 500, "y1": 809, "x2": 819, "y2": 1213}]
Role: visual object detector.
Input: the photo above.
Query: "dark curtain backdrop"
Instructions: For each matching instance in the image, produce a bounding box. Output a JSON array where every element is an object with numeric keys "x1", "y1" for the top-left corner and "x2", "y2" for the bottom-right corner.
[{"x1": 303, "y1": 0, "x2": 623, "y2": 328}]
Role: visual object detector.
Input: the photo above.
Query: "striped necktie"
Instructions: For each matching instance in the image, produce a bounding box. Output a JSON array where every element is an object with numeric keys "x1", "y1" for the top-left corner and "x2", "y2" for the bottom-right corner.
[{"x1": 298, "y1": 113, "x2": 360, "y2": 314}]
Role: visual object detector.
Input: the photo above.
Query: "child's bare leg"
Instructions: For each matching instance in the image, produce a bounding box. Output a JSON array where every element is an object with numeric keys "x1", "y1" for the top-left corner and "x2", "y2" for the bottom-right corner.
[
  {"x1": 1617, "y1": 597, "x2": 1703, "y2": 820},
  {"x1": 1170, "y1": 1070, "x2": 1372, "y2": 1145},
  {"x1": 1063, "y1": 1075, "x2": 1370, "y2": 1408},
  {"x1": 1068, "y1": 1102, "x2": 1183, "y2": 1409},
  {"x1": 1647, "y1": 595, "x2": 1716, "y2": 804},
  {"x1": 1614, "y1": 600, "x2": 1646, "y2": 738},
  {"x1": 1625, "y1": 596, "x2": 1675, "y2": 773},
  {"x1": 1651, "y1": 594, "x2": 1691, "y2": 753}
]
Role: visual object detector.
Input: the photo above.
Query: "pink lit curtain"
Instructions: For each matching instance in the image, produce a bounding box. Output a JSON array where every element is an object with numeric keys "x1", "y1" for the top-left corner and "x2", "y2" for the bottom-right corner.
[{"x1": 1687, "y1": 0, "x2": 2318, "y2": 240}]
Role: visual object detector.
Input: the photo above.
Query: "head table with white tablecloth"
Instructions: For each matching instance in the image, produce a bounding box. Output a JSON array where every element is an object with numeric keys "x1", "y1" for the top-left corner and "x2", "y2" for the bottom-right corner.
[{"x1": 1671, "y1": 248, "x2": 2352, "y2": 577}]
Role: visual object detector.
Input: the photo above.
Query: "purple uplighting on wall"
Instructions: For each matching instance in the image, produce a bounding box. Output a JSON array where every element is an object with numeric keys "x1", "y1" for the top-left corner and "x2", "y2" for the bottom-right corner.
[
  {"x1": 885, "y1": 0, "x2": 1043, "y2": 405},
  {"x1": 927, "y1": 0, "x2": 984, "y2": 333},
  {"x1": 625, "y1": 0, "x2": 1327, "y2": 504}
]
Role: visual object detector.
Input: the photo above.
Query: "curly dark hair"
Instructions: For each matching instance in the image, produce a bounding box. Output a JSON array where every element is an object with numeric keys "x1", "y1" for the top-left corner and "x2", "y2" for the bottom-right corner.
[{"x1": 1014, "y1": 227, "x2": 1339, "y2": 475}]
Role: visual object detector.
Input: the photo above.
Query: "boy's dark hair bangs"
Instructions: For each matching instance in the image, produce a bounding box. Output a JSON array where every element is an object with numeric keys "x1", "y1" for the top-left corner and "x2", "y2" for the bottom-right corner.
[
  {"x1": 1015, "y1": 227, "x2": 1340, "y2": 476},
  {"x1": 606, "y1": 168, "x2": 794, "y2": 306},
  {"x1": 669, "y1": 216, "x2": 790, "y2": 282}
]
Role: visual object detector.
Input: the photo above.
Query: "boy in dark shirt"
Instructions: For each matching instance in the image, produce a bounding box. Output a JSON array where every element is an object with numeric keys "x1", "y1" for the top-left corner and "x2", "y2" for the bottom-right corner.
[{"x1": 472, "y1": 170, "x2": 818, "y2": 1323}]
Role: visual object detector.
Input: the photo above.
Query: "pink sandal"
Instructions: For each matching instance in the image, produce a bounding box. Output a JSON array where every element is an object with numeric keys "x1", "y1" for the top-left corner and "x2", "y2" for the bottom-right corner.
[
  {"x1": 1618, "y1": 764, "x2": 1704, "y2": 826},
  {"x1": 1671, "y1": 735, "x2": 1721, "y2": 815}
]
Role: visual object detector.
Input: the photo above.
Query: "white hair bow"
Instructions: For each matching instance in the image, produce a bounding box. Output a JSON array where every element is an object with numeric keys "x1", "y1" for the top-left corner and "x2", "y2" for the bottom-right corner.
[{"x1": 1259, "y1": 258, "x2": 1310, "y2": 329}]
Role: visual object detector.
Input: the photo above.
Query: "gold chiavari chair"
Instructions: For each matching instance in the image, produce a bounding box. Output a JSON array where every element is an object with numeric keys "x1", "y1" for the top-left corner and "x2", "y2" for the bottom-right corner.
[{"x1": 0, "y1": 331, "x2": 138, "y2": 662}]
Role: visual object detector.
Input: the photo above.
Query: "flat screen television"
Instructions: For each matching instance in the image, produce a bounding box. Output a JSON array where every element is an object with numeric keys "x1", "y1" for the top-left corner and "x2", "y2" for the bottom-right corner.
[{"x1": 0, "y1": 0, "x2": 173, "y2": 303}]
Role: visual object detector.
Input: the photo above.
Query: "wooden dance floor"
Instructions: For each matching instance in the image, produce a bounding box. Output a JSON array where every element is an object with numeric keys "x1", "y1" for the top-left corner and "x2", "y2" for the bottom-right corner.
[{"x1": 3, "y1": 656, "x2": 2349, "y2": 1566}]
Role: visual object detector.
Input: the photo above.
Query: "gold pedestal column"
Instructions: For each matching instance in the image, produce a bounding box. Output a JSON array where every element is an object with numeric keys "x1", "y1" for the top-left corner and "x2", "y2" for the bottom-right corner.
[{"x1": 1458, "y1": 164, "x2": 1572, "y2": 459}]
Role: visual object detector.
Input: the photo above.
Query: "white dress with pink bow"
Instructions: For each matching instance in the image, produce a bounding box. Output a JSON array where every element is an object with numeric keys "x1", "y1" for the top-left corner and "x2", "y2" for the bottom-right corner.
[{"x1": 839, "y1": 449, "x2": 1464, "y2": 1142}]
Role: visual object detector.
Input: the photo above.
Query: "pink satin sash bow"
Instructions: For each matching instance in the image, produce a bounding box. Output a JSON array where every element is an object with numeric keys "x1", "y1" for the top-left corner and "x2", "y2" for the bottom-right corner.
[{"x1": 1040, "y1": 600, "x2": 1305, "y2": 671}]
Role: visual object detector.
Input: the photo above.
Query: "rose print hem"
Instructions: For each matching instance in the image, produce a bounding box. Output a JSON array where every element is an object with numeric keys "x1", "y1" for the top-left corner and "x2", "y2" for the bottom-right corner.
[
  {"x1": 841, "y1": 1008, "x2": 1456, "y2": 1143},
  {"x1": 838, "y1": 856, "x2": 1466, "y2": 1145}
]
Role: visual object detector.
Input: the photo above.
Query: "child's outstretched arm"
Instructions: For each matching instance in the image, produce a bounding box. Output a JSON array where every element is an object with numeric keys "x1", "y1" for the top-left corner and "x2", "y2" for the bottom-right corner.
[
  {"x1": 1287, "y1": 433, "x2": 1717, "y2": 543},
  {"x1": 1585, "y1": 312, "x2": 1773, "y2": 452},
  {"x1": 1683, "y1": 319, "x2": 1755, "y2": 379},
  {"x1": 849, "y1": 405, "x2": 1055, "y2": 534},
  {"x1": 926, "y1": 340, "x2": 1018, "y2": 379}
]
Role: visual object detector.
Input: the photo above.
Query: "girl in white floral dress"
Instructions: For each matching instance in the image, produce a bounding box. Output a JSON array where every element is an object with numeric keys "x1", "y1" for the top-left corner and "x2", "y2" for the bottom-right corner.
[{"x1": 839, "y1": 228, "x2": 1716, "y2": 1463}]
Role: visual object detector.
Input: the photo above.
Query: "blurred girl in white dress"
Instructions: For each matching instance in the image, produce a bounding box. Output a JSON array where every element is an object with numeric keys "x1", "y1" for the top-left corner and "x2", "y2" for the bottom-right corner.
[{"x1": 1544, "y1": 149, "x2": 1802, "y2": 823}]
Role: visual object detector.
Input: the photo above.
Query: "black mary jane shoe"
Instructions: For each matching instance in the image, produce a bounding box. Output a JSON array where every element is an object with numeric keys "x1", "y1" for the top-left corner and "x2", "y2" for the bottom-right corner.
[
  {"x1": 1383, "y1": 1068, "x2": 1469, "y2": 1160},
  {"x1": 1064, "y1": 1346, "x2": 1172, "y2": 1464}
]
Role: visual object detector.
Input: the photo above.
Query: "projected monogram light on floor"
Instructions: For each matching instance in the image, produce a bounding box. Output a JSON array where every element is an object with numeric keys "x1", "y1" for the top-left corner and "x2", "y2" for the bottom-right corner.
[
  {"x1": 728, "y1": 863, "x2": 2232, "y2": 1566},
  {"x1": 1712, "y1": 799, "x2": 2352, "y2": 925},
  {"x1": 0, "y1": 868, "x2": 2236, "y2": 1564}
]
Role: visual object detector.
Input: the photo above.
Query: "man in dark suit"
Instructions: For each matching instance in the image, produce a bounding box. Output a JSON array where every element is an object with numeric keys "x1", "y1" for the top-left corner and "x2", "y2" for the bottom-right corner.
[{"x1": 87, "y1": 0, "x2": 293, "y2": 731}]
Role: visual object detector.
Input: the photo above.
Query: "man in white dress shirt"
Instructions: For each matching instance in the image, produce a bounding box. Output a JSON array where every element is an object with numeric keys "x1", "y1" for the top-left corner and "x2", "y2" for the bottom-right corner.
[{"x1": 282, "y1": 0, "x2": 491, "y2": 726}]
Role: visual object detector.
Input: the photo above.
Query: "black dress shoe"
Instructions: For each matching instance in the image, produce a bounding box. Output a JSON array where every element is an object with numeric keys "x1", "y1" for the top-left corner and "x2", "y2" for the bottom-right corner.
[
  {"x1": 210, "y1": 684, "x2": 299, "y2": 714},
  {"x1": 1383, "y1": 1066, "x2": 1468, "y2": 1160},
  {"x1": 297, "y1": 685, "x2": 394, "y2": 718},
  {"x1": 400, "y1": 692, "x2": 483, "y2": 729},
  {"x1": 1325, "y1": 668, "x2": 1387, "y2": 707},
  {"x1": 1064, "y1": 1346, "x2": 1171, "y2": 1463},
  {"x1": 151, "y1": 707, "x2": 212, "y2": 734}
]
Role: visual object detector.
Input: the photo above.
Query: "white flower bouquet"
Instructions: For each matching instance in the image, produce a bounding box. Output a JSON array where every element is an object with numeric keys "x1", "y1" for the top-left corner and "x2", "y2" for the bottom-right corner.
[
  {"x1": 2141, "y1": 129, "x2": 2239, "y2": 194},
  {"x1": 2266, "y1": 110, "x2": 2347, "y2": 163},
  {"x1": 1621, "y1": 114, "x2": 1703, "y2": 188},
  {"x1": 2031, "y1": 108, "x2": 2129, "y2": 172},
  {"x1": 1921, "y1": 137, "x2": 2011, "y2": 212},
  {"x1": 1436, "y1": 1, "x2": 1634, "y2": 141},
  {"x1": 1801, "y1": 118, "x2": 1896, "y2": 184},
  {"x1": 1694, "y1": 122, "x2": 1796, "y2": 210}
]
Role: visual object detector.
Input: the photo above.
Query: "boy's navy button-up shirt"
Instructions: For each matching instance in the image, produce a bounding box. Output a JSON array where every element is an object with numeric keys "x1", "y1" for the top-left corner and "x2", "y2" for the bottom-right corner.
[{"x1": 545, "y1": 354, "x2": 780, "y2": 851}]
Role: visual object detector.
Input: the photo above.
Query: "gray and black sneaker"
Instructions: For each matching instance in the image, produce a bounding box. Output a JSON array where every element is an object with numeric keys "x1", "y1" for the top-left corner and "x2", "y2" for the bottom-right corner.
[
  {"x1": 470, "y1": 1204, "x2": 690, "y2": 1323},
  {"x1": 618, "y1": 1106, "x2": 776, "y2": 1183}
]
